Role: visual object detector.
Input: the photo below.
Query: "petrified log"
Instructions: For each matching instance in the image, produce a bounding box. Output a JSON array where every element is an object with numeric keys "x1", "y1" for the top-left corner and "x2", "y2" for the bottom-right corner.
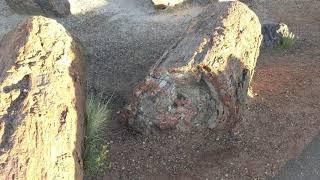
[
  {"x1": 126, "y1": 1, "x2": 262, "y2": 134},
  {"x1": 0, "y1": 16, "x2": 85, "y2": 179}
]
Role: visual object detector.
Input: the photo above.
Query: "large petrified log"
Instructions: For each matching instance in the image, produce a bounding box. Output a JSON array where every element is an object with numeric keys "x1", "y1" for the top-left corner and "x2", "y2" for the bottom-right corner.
[
  {"x1": 126, "y1": 1, "x2": 262, "y2": 134},
  {"x1": 0, "y1": 16, "x2": 85, "y2": 179},
  {"x1": 5, "y1": 0, "x2": 77, "y2": 17}
]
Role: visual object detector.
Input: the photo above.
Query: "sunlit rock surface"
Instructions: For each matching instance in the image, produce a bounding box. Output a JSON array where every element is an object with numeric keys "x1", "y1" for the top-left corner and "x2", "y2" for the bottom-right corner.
[
  {"x1": 126, "y1": 1, "x2": 262, "y2": 134},
  {"x1": 0, "y1": 16, "x2": 85, "y2": 179}
]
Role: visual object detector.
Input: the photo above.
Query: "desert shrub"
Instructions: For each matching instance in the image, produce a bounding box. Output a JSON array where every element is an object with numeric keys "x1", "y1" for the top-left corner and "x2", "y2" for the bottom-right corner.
[
  {"x1": 277, "y1": 32, "x2": 295, "y2": 49},
  {"x1": 84, "y1": 94, "x2": 111, "y2": 174}
]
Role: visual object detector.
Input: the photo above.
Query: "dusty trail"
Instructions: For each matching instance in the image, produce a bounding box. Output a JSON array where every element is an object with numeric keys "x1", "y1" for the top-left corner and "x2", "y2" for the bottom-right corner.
[
  {"x1": 59, "y1": 0, "x2": 204, "y2": 105},
  {"x1": 1, "y1": 0, "x2": 204, "y2": 103}
]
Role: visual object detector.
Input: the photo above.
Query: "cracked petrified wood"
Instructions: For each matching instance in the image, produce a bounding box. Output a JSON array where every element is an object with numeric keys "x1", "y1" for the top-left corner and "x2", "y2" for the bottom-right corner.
[
  {"x1": 0, "y1": 16, "x2": 85, "y2": 179},
  {"x1": 126, "y1": 1, "x2": 262, "y2": 134}
]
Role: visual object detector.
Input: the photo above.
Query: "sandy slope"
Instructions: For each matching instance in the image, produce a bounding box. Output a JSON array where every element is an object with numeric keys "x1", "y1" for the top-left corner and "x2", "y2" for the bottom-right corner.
[{"x1": 0, "y1": 0, "x2": 26, "y2": 38}]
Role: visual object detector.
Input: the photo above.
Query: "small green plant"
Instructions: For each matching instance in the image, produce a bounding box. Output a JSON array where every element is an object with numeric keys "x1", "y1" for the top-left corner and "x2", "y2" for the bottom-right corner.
[
  {"x1": 277, "y1": 32, "x2": 295, "y2": 49},
  {"x1": 84, "y1": 143, "x2": 109, "y2": 174},
  {"x1": 84, "y1": 94, "x2": 111, "y2": 174},
  {"x1": 86, "y1": 95, "x2": 109, "y2": 139}
]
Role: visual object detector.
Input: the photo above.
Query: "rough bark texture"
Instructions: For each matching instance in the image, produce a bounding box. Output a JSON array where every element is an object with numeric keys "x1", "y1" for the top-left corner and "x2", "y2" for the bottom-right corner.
[
  {"x1": 0, "y1": 16, "x2": 85, "y2": 179},
  {"x1": 5, "y1": 0, "x2": 74, "y2": 17},
  {"x1": 126, "y1": 1, "x2": 262, "y2": 134},
  {"x1": 152, "y1": 0, "x2": 185, "y2": 9}
]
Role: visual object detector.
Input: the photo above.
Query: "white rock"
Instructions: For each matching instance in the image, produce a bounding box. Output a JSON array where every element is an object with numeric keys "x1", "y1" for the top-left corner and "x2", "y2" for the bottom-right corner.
[{"x1": 152, "y1": 0, "x2": 185, "y2": 9}]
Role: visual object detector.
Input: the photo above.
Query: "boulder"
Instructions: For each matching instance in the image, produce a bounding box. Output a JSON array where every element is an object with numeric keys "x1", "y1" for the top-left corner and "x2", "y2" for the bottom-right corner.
[
  {"x1": 152, "y1": 0, "x2": 185, "y2": 9},
  {"x1": 262, "y1": 23, "x2": 290, "y2": 48},
  {"x1": 0, "y1": 16, "x2": 85, "y2": 179},
  {"x1": 125, "y1": 2, "x2": 262, "y2": 134},
  {"x1": 5, "y1": 0, "x2": 76, "y2": 17}
]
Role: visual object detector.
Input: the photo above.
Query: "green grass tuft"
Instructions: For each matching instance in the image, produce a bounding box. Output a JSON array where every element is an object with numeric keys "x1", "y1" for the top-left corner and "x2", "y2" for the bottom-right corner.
[
  {"x1": 277, "y1": 32, "x2": 295, "y2": 49},
  {"x1": 86, "y1": 95, "x2": 109, "y2": 140},
  {"x1": 84, "y1": 143, "x2": 109, "y2": 174},
  {"x1": 84, "y1": 95, "x2": 111, "y2": 175}
]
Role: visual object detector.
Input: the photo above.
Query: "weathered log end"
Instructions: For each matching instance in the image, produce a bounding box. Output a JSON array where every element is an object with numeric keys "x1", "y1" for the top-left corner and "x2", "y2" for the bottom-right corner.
[{"x1": 125, "y1": 1, "x2": 262, "y2": 134}]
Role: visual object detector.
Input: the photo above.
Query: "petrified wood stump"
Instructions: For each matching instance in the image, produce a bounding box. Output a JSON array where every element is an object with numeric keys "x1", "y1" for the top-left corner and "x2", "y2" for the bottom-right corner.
[{"x1": 125, "y1": 1, "x2": 262, "y2": 134}]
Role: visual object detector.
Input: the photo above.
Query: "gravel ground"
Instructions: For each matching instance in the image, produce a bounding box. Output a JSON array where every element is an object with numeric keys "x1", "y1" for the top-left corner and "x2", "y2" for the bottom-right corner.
[
  {"x1": 274, "y1": 135, "x2": 320, "y2": 180},
  {"x1": 1, "y1": 0, "x2": 320, "y2": 179},
  {"x1": 58, "y1": 0, "x2": 204, "y2": 105},
  {"x1": 0, "y1": 0, "x2": 26, "y2": 38}
]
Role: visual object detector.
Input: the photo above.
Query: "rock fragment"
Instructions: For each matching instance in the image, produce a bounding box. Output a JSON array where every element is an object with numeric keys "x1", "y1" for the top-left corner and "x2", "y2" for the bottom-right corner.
[
  {"x1": 152, "y1": 0, "x2": 185, "y2": 9},
  {"x1": 262, "y1": 23, "x2": 290, "y2": 48},
  {"x1": 5, "y1": 0, "x2": 77, "y2": 16}
]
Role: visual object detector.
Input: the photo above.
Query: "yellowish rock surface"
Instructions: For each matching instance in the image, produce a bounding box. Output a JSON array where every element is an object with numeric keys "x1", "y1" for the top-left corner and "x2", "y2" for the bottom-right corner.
[{"x1": 0, "y1": 16, "x2": 85, "y2": 179}]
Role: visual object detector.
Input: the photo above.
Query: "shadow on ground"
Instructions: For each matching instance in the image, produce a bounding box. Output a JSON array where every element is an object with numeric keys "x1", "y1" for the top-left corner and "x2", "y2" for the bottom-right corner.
[{"x1": 273, "y1": 133, "x2": 320, "y2": 180}]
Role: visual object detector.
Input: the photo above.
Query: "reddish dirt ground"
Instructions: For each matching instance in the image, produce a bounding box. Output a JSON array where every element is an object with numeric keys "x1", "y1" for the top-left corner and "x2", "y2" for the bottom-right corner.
[
  {"x1": 98, "y1": 1, "x2": 320, "y2": 179},
  {"x1": 1, "y1": 0, "x2": 319, "y2": 179}
]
